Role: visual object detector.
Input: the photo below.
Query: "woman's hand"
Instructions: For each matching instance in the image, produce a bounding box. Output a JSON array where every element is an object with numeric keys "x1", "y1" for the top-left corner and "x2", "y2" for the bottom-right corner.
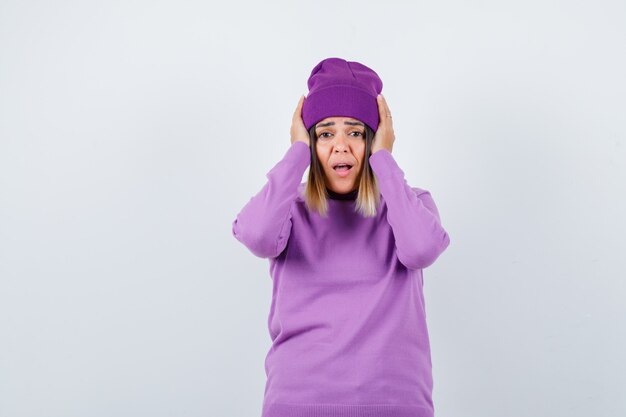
[
  {"x1": 371, "y1": 94, "x2": 395, "y2": 154},
  {"x1": 290, "y1": 95, "x2": 311, "y2": 147}
]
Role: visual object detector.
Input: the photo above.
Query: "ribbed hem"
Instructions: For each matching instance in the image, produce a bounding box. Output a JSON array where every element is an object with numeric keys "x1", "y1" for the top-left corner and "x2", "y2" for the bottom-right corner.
[
  {"x1": 262, "y1": 402, "x2": 433, "y2": 417},
  {"x1": 286, "y1": 140, "x2": 311, "y2": 164},
  {"x1": 268, "y1": 141, "x2": 310, "y2": 179},
  {"x1": 368, "y1": 148, "x2": 403, "y2": 181},
  {"x1": 302, "y1": 84, "x2": 379, "y2": 132}
]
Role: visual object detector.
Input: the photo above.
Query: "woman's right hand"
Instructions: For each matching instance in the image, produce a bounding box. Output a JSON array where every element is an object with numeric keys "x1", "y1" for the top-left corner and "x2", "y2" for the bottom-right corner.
[{"x1": 290, "y1": 95, "x2": 310, "y2": 147}]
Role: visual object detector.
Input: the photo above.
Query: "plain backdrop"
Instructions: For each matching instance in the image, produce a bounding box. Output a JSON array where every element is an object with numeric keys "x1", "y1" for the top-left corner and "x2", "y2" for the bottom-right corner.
[{"x1": 1, "y1": 1, "x2": 625, "y2": 416}]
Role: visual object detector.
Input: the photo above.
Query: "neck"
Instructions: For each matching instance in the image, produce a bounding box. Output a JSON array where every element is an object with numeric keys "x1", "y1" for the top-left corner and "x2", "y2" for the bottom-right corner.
[{"x1": 326, "y1": 187, "x2": 358, "y2": 201}]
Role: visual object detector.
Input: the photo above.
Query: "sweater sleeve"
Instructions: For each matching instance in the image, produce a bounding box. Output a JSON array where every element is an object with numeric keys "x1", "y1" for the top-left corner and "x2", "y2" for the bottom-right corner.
[
  {"x1": 232, "y1": 141, "x2": 310, "y2": 259},
  {"x1": 368, "y1": 149, "x2": 451, "y2": 270}
]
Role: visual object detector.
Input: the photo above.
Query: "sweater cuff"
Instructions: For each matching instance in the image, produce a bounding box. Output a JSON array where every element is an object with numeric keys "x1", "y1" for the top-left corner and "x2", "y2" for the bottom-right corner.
[
  {"x1": 368, "y1": 149, "x2": 404, "y2": 180},
  {"x1": 266, "y1": 140, "x2": 311, "y2": 180},
  {"x1": 284, "y1": 140, "x2": 311, "y2": 165}
]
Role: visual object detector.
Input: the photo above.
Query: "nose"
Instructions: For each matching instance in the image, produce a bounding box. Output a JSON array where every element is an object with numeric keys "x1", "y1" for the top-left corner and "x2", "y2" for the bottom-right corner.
[{"x1": 333, "y1": 133, "x2": 349, "y2": 152}]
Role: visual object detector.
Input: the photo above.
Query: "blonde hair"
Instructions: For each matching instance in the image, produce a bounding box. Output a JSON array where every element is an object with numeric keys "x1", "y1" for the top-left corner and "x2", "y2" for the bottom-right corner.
[{"x1": 303, "y1": 122, "x2": 380, "y2": 218}]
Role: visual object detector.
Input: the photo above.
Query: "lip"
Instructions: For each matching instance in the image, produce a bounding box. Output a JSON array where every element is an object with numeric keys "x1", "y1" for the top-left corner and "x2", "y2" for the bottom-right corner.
[
  {"x1": 333, "y1": 165, "x2": 353, "y2": 178},
  {"x1": 332, "y1": 161, "x2": 354, "y2": 168}
]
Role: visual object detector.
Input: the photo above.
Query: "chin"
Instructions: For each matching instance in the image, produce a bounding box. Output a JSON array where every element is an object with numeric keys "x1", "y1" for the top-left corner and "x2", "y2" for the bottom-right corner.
[{"x1": 325, "y1": 170, "x2": 358, "y2": 193}]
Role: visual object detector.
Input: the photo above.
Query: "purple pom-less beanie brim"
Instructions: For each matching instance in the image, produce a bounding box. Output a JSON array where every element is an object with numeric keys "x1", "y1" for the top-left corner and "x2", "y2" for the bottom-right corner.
[{"x1": 302, "y1": 57, "x2": 383, "y2": 132}]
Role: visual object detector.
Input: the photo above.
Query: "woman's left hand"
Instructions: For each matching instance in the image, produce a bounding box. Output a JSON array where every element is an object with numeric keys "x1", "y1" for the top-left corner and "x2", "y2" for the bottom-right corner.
[{"x1": 371, "y1": 94, "x2": 395, "y2": 154}]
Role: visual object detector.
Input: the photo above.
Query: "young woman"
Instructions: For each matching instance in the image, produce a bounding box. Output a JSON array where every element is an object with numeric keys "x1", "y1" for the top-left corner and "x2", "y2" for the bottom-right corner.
[{"x1": 232, "y1": 57, "x2": 451, "y2": 417}]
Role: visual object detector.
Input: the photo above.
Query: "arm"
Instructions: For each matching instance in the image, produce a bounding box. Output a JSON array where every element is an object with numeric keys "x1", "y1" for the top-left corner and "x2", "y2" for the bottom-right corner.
[
  {"x1": 368, "y1": 149, "x2": 451, "y2": 270},
  {"x1": 231, "y1": 140, "x2": 310, "y2": 259}
]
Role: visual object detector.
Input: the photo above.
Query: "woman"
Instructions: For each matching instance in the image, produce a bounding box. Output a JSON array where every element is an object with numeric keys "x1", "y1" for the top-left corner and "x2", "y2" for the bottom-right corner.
[{"x1": 232, "y1": 57, "x2": 451, "y2": 417}]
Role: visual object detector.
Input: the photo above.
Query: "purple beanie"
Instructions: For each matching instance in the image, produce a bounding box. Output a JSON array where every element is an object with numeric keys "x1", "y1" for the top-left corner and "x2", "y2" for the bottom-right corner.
[{"x1": 302, "y1": 57, "x2": 384, "y2": 132}]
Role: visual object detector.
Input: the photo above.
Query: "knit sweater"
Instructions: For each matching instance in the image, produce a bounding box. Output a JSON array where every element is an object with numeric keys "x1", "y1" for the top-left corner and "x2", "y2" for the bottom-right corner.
[{"x1": 232, "y1": 140, "x2": 451, "y2": 417}]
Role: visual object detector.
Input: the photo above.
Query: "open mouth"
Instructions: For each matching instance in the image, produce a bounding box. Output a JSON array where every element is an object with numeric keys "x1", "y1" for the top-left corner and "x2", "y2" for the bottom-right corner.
[
  {"x1": 332, "y1": 163, "x2": 353, "y2": 172},
  {"x1": 332, "y1": 163, "x2": 354, "y2": 177}
]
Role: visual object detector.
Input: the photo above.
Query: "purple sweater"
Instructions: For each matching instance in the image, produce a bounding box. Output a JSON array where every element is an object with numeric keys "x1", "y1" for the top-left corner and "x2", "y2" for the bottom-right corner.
[{"x1": 232, "y1": 140, "x2": 451, "y2": 417}]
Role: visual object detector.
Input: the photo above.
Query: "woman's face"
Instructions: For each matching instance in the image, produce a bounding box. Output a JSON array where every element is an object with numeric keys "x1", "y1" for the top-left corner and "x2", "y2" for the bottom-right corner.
[{"x1": 314, "y1": 116, "x2": 366, "y2": 194}]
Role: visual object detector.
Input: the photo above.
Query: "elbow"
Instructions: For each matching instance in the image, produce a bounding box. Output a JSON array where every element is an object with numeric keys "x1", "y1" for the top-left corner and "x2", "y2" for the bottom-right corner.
[
  {"x1": 232, "y1": 219, "x2": 281, "y2": 259},
  {"x1": 397, "y1": 232, "x2": 451, "y2": 270}
]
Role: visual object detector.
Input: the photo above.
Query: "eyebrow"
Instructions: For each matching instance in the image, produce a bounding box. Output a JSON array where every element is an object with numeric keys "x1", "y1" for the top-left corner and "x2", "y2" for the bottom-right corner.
[{"x1": 315, "y1": 121, "x2": 364, "y2": 130}]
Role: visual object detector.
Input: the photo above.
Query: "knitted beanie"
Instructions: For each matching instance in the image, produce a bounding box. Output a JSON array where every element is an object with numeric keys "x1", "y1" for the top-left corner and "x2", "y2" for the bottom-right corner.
[{"x1": 302, "y1": 57, "x2": 384, "y2": 132}]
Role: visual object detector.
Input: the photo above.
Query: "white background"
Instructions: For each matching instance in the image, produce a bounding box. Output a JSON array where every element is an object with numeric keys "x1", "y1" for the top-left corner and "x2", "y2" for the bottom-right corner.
[{"x1": 1, "y1": 1, "x2": 624, "y2": 416}]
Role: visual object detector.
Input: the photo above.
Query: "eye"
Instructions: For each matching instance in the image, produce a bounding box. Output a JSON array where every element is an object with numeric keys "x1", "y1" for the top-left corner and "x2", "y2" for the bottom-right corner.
[
  {"x1": 351, "y1": 131, "x2": 364, "y2": 137},
  {"x1": 318, "y1": 132, "x2": 331, "y2": 138}
]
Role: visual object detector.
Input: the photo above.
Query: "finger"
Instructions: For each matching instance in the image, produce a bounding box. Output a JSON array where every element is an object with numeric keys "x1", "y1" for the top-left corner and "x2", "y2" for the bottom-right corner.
[
  {"x1": 380, "y1": 94, "x2": 391, "y2": 116},
  {"x1": 383, "y1": 97, "x2": 391, "y2": 115},
  {"x1": 379, "y1": 94, "x2": 393, "y2": 124},
  {"x1": 376, "y1": 94, "x2": 389, "y2": 126},
  {"x1": 376, "y1": 94, "x2": 385, "y2": 120},
  {"x1": 293, "y1": 95, "x2": 304, "y2": 120}
]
